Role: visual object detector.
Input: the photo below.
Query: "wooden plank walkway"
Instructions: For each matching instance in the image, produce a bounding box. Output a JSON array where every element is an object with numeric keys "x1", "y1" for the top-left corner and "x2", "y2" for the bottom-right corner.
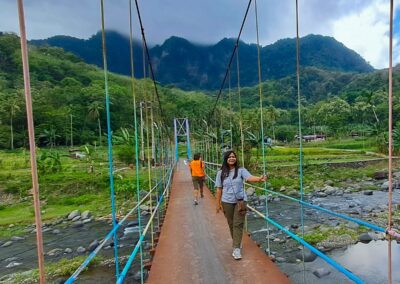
[{"x1": 147, "y1": 160, "x2": 291, "y2": 284}]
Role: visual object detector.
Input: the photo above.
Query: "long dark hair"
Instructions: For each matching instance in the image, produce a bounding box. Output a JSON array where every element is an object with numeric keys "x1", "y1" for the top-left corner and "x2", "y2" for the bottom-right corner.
[{"x1": 220, "y1": 150, "x2": 239, "y2": 184}]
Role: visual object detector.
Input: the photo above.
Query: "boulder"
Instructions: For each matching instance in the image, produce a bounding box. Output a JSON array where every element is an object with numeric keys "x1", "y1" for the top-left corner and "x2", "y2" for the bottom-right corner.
[
  {"x1": 313, "y1": 268, "x2": 331, "y2": 278},
  {"x1": 296, "y1": 249, "x2": 317, "y2": 262},
  {"x1": 64, "y1": 248, "x2": 73, "y2": 254},
  {"x1": 77, "y1": 246, "x2": 86, "y2": 253},
  {"x1": 1, "y1": 241, "x2": 13, "y2": 248},
  {"x1": 47, "y1": 248, "x2": 63, "y2": 257},
  {"x1": 81, "y1": 210, "x2": 92, "y2": 220},
  {"x1": 358, "y1": 232, "x2": 372, "y2": 243},
  {"x1": 11, "y1": 236, "x2": 24, "y2": 241},
  {"x1": 88, "y1": 240, "x2": 99, "y2": 252},
  {"x1": 363, "y1": 190, "x2": 373, "y2": 196},
  {"x1": 71, "y1": 221, "x2": 84, "y2": 228},
  {"x1": 68, "y1": 210, "x2": 80, "y2": 220},
  {"x1": 246, "y1": 187, "x2": 255, "y2": 196},
  {"x1": 374, "y1": 171, "x2": 388, "y2": 180}
]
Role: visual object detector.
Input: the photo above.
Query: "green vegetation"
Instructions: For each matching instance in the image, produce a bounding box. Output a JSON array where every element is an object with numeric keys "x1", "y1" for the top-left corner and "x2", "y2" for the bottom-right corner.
[
  {"x1": 303, "y1": 225, "x2": 368, "y2": 245},
  {"x1": 0, "y1": 31, "x2": 398, "y2": 236},
  {"x1": 2, "y1": 256, "x2": 102, "y2": 284},
  {"x1": 0, "y1": 146, "x2": 161, "y2": 230}
]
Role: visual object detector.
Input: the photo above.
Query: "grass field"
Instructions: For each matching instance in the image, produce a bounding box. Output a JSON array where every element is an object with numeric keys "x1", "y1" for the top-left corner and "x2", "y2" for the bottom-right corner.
[
  {"x1": 0, "y1": 137, "x2": 395, "y2": 230},
  {"x1": 0, "y1": 146, "x2": 171, "y2": 234}
]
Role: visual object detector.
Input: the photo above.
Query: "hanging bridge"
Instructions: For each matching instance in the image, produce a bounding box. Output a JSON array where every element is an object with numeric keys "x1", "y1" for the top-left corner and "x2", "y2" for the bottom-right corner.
[{"x1": 10, "y1": 0, "x2": 400, "y2": 283}]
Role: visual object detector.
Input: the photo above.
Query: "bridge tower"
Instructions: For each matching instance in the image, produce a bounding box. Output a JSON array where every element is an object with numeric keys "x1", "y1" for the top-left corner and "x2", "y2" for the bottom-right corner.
[{"x1": 173, "y1": 118, "x2": 191, "y2": 161}]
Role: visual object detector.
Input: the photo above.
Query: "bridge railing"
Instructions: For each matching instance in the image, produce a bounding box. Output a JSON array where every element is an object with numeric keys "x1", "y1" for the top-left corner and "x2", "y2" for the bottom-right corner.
[
  {"x1": 65, "y1": 162, "x2": 175, "y2": 284},
  {"x1": 116, "y1": 161, "x2": 175, "y2": 284},
  {"x1": 202, "y1": 161, "x2": 379, "y2": 284}
]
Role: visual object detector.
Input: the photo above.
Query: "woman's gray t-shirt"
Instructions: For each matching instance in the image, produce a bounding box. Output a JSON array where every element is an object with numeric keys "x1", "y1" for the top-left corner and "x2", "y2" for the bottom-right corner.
[{"x1": 215, "y1": 168, "x2": 251, "y2": 203}]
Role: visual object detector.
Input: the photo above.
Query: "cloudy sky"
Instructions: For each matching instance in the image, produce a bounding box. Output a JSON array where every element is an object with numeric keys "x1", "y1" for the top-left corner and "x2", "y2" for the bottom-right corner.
[{"x1": 1, "y1": 0, "x2": 399, "y2": 69}]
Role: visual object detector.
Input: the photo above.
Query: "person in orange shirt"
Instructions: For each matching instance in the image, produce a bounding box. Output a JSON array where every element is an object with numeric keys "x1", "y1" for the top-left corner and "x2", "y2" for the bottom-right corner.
[{"x1": 189, "y1": 153, "x2": 206, "y2": 205}]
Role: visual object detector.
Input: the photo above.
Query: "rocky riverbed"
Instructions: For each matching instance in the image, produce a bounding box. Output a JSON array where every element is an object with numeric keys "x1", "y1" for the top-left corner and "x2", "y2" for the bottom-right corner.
[
  {"x1": 246, "y1": 174, "x2": 400, "y2": 283},
  {"x1": 0, "y1": 207, "x2": 160, "y2": 283},
  {"x1": 1, "y1": 173, "x2": 399, "y2": 283}
]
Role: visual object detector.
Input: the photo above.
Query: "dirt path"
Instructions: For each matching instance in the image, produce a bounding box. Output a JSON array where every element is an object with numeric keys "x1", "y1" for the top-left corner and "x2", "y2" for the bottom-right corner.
[{"x1": 147, "y1": 160, "x2": 291, "y2": 284}]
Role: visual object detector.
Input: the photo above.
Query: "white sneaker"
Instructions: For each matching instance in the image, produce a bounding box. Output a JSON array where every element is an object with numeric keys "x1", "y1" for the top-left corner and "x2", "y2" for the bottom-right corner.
[
  {"x1": 232, "y1": 248, "x2": 242, "y2": 260},
  {"x1": 193, "y1": 200, "x2": 198, "y2": 205}
]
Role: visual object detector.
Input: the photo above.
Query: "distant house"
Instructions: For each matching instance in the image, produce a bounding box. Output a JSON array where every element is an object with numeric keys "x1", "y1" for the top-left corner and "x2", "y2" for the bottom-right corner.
[
  {"x1": 69, "y1": 149, "x2": 86, "y2": 159},
  {"x1": 350, "y1": 131, "x2": 360, "y2": 137},
  {"x1": 295, "y1": 134, "x2": 326, "y2": 142}
]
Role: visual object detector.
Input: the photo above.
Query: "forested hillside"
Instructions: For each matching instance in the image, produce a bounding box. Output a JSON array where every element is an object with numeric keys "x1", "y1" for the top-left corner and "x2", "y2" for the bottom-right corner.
[
  {"x1": 1, "y1": 31, "x2": 399, "y2": 151},
  {"x1": 0, "y1": 33, "x2": 214, "y2": 149},
  {"x1": 31, "y1": 32, "x2": 374, "y2": 90}
]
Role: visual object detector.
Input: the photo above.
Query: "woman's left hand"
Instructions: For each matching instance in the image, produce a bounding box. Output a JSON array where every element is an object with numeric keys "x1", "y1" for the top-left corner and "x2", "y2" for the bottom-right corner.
[{"x1": 258, "y1": 175, "x2": 267, "y2": 182}]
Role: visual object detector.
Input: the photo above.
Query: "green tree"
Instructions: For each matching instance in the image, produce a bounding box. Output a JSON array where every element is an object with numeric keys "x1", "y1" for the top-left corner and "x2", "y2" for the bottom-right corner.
[
  {"x1": 88, "y1": 101, "x2": 104, "y2": 146},
  {"x1": 0, "y1": 91, "x2": 23, "y2": 149},
  {"x1": 317, "y1": 98, "x2": 351, "y2": 134},
  {"x1": 39, "y1": 126, "x2": 60, "y2": 148}
]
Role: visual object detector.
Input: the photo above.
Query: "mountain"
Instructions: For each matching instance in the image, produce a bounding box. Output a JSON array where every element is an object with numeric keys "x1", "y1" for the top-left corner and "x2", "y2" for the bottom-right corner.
[
  {"x1": 30, "y1": 32, "x2": 374, "y2": 90},
  {"x1": 30, "y1": 31, "x2": 145, "y2": 78}
]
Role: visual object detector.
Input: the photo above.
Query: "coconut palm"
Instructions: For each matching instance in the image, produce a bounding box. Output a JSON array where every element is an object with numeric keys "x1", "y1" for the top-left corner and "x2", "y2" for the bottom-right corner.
[
  {"x1": 88, "y1": 101, "x2": 104, "y2": 146},
  {"x1": 0, "y1": 92, "x2": 22, "y2": 150}
]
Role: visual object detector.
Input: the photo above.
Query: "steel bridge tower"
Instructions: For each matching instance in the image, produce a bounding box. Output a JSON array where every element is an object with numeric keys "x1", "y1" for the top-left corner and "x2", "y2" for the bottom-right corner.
[{"x1": 173, "y1": 118, "x2": 191, "y2": 161}]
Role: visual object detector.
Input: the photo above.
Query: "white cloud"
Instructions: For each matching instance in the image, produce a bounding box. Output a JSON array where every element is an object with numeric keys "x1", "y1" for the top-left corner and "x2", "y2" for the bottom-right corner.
[{"x1": 332, "y1": 0, "x2": 398, "y2": 69}]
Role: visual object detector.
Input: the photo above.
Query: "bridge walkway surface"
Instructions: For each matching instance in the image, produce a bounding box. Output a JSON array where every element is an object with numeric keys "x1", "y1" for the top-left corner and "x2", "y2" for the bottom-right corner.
[{"x1": 147, "y1": 160, "x2": 291, "y2": 284}]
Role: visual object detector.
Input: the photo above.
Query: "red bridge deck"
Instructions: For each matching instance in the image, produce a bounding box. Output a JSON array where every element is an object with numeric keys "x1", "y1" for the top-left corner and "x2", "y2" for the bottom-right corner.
[{"x1": 147, "y1": 161, "x2": 291, "y2": 284}]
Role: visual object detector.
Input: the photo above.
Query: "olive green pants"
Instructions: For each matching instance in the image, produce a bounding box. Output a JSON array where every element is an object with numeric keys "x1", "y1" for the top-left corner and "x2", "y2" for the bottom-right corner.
[{"x1": 221, "y1": 202, "x2": 244, "y2": 248}]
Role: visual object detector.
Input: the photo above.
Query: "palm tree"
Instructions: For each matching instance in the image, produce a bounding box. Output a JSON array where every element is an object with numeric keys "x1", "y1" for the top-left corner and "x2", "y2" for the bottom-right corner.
[
  {"x1": 39, "y1": 126, "x2": 60, "y2": 148},
  {"x1": 1, "y1": 93, "x2": 22, "y2": 150},
  {"x1": 88, "y1": 101, "x2": 104, "y2": 146},
  {"x1": 9, "y1": 97, "x2": 20, "y2": 150}
]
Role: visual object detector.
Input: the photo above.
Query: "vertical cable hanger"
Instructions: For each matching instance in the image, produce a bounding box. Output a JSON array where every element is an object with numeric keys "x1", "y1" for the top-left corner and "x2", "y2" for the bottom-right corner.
[
  {"x1": 128, "y1": 0, "x2": 144, "y2": 282},
  {"x1": 295, "y1": 0, "x2": 306, "y2": 282},
  {"x1": 100, "y1": 0, "x2": 120, "y2": 278},
  {"x1": 254, "y1": 0, "x2": 271, "y2": 255},
  {"x1": 387, "y1": 0, "x2": 394, "y2": 283},
  {"x1": 236, "y1": 47, "x2": 245, "y2": 166}
]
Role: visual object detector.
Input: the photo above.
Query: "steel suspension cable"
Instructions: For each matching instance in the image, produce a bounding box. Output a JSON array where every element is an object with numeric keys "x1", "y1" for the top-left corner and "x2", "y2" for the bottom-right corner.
[
  {"x1": 17, "y1": 1, "x2": 46, "y2": 282},
  {"x1": 295, "y1": 0, "x2": 306, "y2": 282},
  {"x1": 208, "y1": 0, "x2": 253, "y2": 121},
  {"x1": 387, "y1": 1, "x2": 394, "y2": 283},
  {"x1": 254, "y1": 0, "x2": 271, "y2": 255},
  {"x1": 100, "y1": 0, "x2": 119, "y2": 278},
  {"x1": 128, "y1": 0, "x2": 144, "y2": 281},
  {"x1": 134, "y1": 0, "x2": 166, "y2": 124}
]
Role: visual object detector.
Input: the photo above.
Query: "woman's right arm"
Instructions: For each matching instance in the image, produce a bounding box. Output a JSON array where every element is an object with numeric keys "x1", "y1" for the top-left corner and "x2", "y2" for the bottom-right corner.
[{"x1": 216, "y1": 187, "x2": 223, "y2": 213}]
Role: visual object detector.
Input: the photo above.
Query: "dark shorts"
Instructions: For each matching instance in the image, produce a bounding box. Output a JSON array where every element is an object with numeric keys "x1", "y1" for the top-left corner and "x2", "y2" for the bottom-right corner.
[{"x1": 192, "y1": 176, "x2": 204, "y2": 190}]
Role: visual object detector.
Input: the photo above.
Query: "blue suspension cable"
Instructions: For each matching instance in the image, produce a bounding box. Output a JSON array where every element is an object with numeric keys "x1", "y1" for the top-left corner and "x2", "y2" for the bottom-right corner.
[
  {"x1": 117, "y1": 163, "x2": 175, "y2": 284},
  {"x1": 64, "y1": 185, "x2": 159, "y2": 283},
  {"x1": 248, "y1": 205, "x2": 365, "y2": 284},
  {"x1": 247, "y1": 183, "x2": 385, "y2": 233},
  {"x1": 100, "y1": 0, "x2": 119, "y2": 278}
]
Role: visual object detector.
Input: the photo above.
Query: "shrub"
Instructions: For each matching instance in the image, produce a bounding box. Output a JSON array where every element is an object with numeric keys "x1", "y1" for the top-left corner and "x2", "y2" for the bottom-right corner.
[{"x1": 115, "y1": 145, "x2": 136, "y2": 165}]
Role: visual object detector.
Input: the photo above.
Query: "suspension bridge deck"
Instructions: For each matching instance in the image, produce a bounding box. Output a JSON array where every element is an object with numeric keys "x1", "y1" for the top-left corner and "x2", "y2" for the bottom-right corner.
[{"x1": 147, "y1": 160, "x2": 291, "y2": 283}]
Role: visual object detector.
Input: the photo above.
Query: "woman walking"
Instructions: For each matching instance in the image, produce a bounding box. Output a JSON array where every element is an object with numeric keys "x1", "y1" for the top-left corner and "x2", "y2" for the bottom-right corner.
[
  {"x1": 215, "y1": 150, "x2": 266, "y2": 260},
  {"x1": 189, "y1": 153, "x2": 206, "y2": 205}
]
